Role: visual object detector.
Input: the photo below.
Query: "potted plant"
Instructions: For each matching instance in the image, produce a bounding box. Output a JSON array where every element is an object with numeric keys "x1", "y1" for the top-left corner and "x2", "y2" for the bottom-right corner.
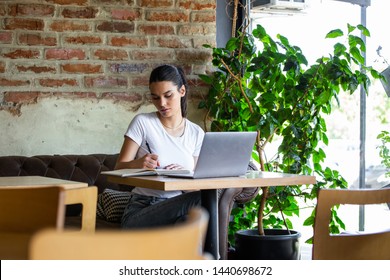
[
  {"x1": 198, "y1": 21, "x2": 382, "y2": 259},
  {"x1": 377, "y1": 131, "x2": 390, "y2": 211},
  {"x1": 377, "y1": 130, "x2": 390, "y2": 178}
]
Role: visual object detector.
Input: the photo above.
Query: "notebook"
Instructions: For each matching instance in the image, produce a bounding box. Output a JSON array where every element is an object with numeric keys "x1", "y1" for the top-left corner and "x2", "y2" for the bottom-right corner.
[
  {"x1": 166, "y1": 131, "x2": 257, "y2": 179},
  {"x1": 101, "y1": 168, "x2": 190, "y2": 177}
]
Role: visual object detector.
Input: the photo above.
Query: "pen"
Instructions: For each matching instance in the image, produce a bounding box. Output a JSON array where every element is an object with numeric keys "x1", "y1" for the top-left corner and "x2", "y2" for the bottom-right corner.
[
  {"x1": 145, "y1": 141, "x2": 160, "y2": 169},
  {"x1": 145, "y1": 141, "x2": 152, "y2": 154}
]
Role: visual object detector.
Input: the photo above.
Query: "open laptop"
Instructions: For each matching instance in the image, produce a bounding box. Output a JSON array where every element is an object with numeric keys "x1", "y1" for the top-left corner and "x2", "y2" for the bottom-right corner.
[{"x1": 167, "y1": 131, "x2": 257, "y2": 179}]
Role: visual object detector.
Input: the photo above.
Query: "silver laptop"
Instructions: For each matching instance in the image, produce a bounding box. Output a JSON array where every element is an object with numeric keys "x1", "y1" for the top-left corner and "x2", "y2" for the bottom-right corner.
[{"x1": 167, "y1": 131, "x2": 257, "y2": 179}]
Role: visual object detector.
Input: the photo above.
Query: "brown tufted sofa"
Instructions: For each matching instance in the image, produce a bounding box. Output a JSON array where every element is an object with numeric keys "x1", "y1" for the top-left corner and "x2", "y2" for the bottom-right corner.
[{"x1": 0, "y1": 153, "x2": 259, "y2": 259}]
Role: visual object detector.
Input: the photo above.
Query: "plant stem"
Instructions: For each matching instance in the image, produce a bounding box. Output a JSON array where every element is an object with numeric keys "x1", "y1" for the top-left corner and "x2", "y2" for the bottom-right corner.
[
  {"x1": 258, "y1": 186, "x2": 268, "y2": 235},
  {"x1": 220, "y1": 59, "x2": 253, "y2": 113},
  {"x1": 232, "y1": 0, "x2": 239, "y2": 38},
  {"x1": 277, "y1": 197, "x2": 291, "y2": 234}
]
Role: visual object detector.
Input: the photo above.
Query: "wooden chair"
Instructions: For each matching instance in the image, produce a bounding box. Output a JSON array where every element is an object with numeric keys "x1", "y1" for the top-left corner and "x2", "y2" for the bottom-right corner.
[
  {"x1": 64, "y1": 186, "x2": 98, "y2": 232},
  {"x1": 312, "y1": 188, "x2": 390, "y2": 260},
  {"x1": 0, "y1": 186, "x2": 66, "y2": 259},
  {"x1": 29, "y1": 207, "x2": 213, "y2": 260}
]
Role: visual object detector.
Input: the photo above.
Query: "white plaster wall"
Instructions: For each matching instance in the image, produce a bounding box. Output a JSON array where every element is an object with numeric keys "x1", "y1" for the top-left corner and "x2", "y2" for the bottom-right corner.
[{"x1": 0, "y1": 98, "x2": 204, "y2": 156}]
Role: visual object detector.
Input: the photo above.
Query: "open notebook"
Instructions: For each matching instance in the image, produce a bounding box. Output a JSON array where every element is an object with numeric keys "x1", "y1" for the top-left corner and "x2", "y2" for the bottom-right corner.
[
  {"x1": 166, "y1": 131, "x2": 257, "y2": 179},
  {"x1": 101, "y1": 168, "x2": 190, "y2": 177}
]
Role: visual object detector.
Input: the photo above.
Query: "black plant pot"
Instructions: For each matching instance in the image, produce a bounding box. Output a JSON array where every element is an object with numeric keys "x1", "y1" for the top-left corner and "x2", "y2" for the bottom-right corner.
[{"x1": 234, "y1": 229, "x2": 301, "y2": 260}]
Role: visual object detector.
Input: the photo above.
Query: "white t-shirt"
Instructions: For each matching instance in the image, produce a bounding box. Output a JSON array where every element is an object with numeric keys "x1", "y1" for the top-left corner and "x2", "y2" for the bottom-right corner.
[{"x1": 124, "y1": 112, "x2": 205, "y2": 198}]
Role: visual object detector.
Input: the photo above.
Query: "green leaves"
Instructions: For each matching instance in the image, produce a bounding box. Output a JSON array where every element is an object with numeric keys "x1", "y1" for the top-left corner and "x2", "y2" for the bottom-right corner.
[
  {"x1": 377, "y1": 131, "x2": 390, "y2": 177},
  {"x1": 199, "y1": 23, "x2": 380, "y2": 242},
  {"x1": 326, "y1": 29, "x2": 343, "y2": 38},
  {"x1": 356, "y1": 24, "x2": 370, "y2": 37}
]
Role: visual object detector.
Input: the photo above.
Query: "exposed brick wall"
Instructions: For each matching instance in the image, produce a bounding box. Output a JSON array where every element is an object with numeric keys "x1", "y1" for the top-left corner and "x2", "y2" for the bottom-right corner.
[{"x1": 0, "y1": 0, "x2": 216, "y2": 115}]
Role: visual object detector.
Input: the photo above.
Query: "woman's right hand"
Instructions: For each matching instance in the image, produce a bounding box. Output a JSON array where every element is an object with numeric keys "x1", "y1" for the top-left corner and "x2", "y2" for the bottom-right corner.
[
  {"x1": 139, "y1": 153, "x2": 160, "y2": 169},
  {"x1": 115, "y1": 137, "x2": 160, "y2": 170}
]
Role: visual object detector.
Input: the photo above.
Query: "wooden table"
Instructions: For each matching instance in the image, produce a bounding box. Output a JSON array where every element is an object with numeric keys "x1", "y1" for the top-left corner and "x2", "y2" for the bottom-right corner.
[
  {"x1": 106, "y1": 171, "x2": 317, "y2": 259},
  {"x1": 0, "y1": 176, "x2": 97, "y2": 232}
]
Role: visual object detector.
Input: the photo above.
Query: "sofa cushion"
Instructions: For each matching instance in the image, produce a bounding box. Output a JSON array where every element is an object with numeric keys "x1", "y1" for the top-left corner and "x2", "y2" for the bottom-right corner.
[
  {"x1": 96, "y1": 188, "x2": 132, "y2": 223},
  {"x1": 0, "y1": 154, "x2": 120, "y2": 193},
  {"x1": 0, "y1": 154, "x2": 122, "y2": 216}
]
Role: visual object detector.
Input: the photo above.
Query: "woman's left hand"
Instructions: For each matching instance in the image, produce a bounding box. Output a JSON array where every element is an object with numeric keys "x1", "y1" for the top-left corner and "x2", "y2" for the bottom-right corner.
[{"x1": 163, "y1": 164, "x2": 184, "y2": 170}]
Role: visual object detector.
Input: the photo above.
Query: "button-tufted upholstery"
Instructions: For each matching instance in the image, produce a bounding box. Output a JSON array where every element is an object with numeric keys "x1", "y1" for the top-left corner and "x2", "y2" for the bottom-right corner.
[
  {"x1": 0, "y1": 154, "x2": 259, "y2": 259},
  {"x1": 0, "y1": 154, "x2": 120, "y2": 192},
  {"x1": 0, "y1": 154, "x2": 128, "y2": 216}
]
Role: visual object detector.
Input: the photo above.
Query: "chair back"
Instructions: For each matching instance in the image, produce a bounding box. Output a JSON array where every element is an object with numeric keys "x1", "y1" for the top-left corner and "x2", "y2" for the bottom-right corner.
[
  {"x1": 64, "y1": 186, "x2": 98, "y2": 232},
  {"x1": 0, "y1": 186, "x2": 66, "y2": 259},
  {"x1": 312, "y1": 188, "x2": 390, "y2": 260},
  {"x1": 29, "y1": 207, "x2": 212, "y2": 260}
]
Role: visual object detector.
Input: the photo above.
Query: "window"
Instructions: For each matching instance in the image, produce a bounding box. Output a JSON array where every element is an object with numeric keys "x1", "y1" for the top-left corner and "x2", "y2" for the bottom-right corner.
[{"x1": 250, "y1": 0, "x2": 390, "y2": 239}]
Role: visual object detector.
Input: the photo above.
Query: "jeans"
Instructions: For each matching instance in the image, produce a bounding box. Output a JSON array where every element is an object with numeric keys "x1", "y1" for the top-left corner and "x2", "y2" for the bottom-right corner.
[{"x1": 121, "y1": 191, "x2": 201, "y2": 229}]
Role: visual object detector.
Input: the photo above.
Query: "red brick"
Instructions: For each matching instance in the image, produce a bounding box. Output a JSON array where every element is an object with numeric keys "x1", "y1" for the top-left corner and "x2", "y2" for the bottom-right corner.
[
  {"x1": 85, "y1": 76, "x2": 128, "y2": 88},
  {"x1": 0, "y1": 62, "x2": 5, "y2": 73},
  {"x1": 53, "y1": 92, "x2": 97, "y2": 99},
  {"x1": 62, "y1": 63, "x2": 102, "y2": 74},
  {"x1": 138, "y1": 24, "x2": 174, "y2": 35},
  {"x1": 192, "y1": 11, "x2": 216, "y2": 23},
  {"x1": 46, "y1": 49, "x2": 85, "y2": 60},
  {"x1": 147, "y1": 11, "x2": 189, "y2": 22},
  {"x1": 47, "y1": 0, "x2": 88, "y2": 5},
  {"x1": 62, "y1": 7, "x2": 98, "y2": 18},
  {"x1": 156, "y1": 38, "x2": 191, "y2": 48},
  {"x1": 9, "y1": 4, "x2": 55, "y2": 17},
  {"x1": 109, "y1": 63, "x2": 149, "y2": 73},
  {"x1": 132, "y1": 76, "x2": 149, "y2": 86},
  {"x1": 110, "y1": 36, "x2": 148, "y2": 47},
  {"x1": 64, "y1": 35, "x2": 102, "y2": 45},
  {"x1": 179, "y1": 1, "x2": 216, "y2": 10},
  {"x1": 139, "y1": 0, "x2": 173, "y2": 8},
  {"x1": 16, "y1": 65, "x2": 57, "y2": 74},
  {"x1": 94, "y1": 49, "x2": 128, "y2": 60},
  {"x1": 130, "y1": 50, "x2": 173, "y2": 60},
  {"x1": 179, "y1": 24, "x2": 215, "y2": 36},
  {"x1": 92, "y1": 0, "x2": 127, "y2": 5},
  {"x1": 101, "y1": 92, "x2": 143, "y2": 103},
  {"x1": 19, "y1": 33, "x2": 56, "y2": 46},
  {"x1": 39, "y1": 78, "x2": 78, "y2": 87},
  {"x1": 72, "y1": 92, "x2": 97, "y2": 98},
  {"x1": 3, "y1": 49, "x2": 40, "y2": 59},
  {"x1": 97, "y1": 21, "x2": 135, "y2": 33},
  {"x1": 0, "y1": 0, "x2": 215, "y2": 114},
  {"x1": 0, "y1": 5, "x2": 6, "y2": 16},
  {"x1": 0, "y1": 32, "x2": 12, "y2": 44},
  {"x1": 0, "y1": 78, "x2": 30, "y2": 87},
  {"x1": 4, "y1": 92, "x2": 39, "y2": 104},
  {"x1": 4, "y1": 18, "x2": 44, "y2": 31},
  {"x1": 176, "y1": 49, "x2": 212, "y2": 62},
  {"x1": 50, "y1": 20, "x2": 90, "y2": 32},
  {"x1": 111, "y1": 9, "x2": 141, "y2": 20}
]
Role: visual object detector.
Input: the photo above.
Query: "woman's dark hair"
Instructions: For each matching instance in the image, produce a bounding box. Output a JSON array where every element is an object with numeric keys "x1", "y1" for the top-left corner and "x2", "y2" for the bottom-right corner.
[{"x1": 149, "y1": 64, "x2": 188, "y2": 117}]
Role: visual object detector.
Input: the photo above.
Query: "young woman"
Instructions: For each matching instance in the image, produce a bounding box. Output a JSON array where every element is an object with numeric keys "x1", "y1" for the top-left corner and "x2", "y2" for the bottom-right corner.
[{"x1": 116, "y1": 64, "x2": 205, "y2": 228}]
